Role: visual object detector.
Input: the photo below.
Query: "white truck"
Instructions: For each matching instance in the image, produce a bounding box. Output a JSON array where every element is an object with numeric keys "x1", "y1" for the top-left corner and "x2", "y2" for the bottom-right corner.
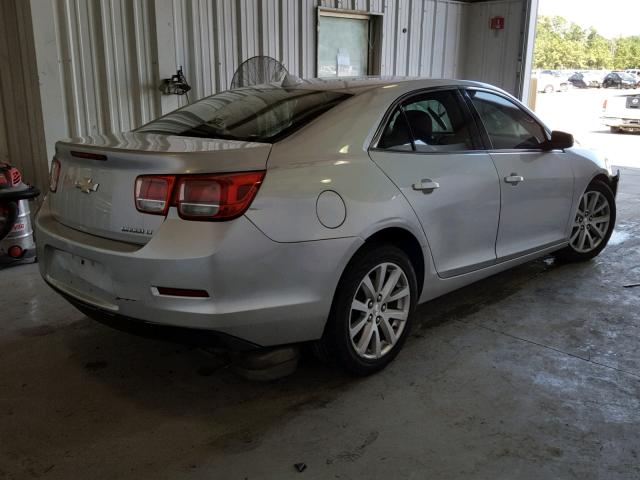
[{"x1": 602, "y1": 92, "x2": 640, "y2": 133}]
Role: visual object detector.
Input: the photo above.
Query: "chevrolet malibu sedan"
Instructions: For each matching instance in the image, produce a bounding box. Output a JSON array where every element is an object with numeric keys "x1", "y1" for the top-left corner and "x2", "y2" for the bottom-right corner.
[{"x1": 36, "y1": 78, "x2": 619, "y2": 375}]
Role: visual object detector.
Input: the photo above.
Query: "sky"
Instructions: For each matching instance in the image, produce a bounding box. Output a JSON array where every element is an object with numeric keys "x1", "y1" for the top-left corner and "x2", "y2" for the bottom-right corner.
[{"x1": 538, "y1": 0, "x2": 640, "y2": 38}]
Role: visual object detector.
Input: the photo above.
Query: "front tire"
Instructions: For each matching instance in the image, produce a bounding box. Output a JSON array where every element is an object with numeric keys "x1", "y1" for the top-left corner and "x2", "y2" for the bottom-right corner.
[
  {"x1": 316, "y1": 245, "x2": 418, "y2": 375},
  {"x1": 554, "y1": 180, "x2": 616, "y2": 262}
]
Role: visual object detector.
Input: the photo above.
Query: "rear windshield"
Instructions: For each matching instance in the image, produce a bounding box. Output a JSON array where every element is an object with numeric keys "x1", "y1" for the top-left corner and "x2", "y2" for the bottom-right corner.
[{"x1": 137, "y1": 86, "x2": 351, "y2": 142}]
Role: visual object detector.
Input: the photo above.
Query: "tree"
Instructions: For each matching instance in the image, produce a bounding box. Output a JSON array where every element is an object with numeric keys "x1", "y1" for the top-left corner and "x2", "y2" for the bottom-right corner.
[
  {"x1": 613, "y1": 37, "x2": 640, "y2": 69},
  {"x1": 532, "y1": 15, "x2": 639, "y2": 71}
]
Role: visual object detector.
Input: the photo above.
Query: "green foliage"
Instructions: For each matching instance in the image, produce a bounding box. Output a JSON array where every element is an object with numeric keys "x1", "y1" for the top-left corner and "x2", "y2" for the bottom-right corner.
[{"x1": 534, "y1": 16, "x2": 640, "y2": 70}]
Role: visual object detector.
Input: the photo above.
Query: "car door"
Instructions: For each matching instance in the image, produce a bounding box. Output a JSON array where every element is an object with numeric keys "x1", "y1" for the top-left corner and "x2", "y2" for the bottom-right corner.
[
  {"x1": 464, "y1": 88, "x2": 574, "y2": 259},
  {"x1": 369, "y1": 88, "x2": 500, "y2": 278}
]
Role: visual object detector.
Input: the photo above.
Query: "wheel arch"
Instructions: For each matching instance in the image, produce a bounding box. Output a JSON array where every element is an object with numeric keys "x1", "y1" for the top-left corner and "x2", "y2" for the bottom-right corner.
[
  {"x1": 591, "y1": 173, "x2": 612, "y2": 185},
  {"x1": 342, "y1": 227, "x2": 426, "y2": 298},
  {"x1": 590, "y1": 173, "x2": 618, "y2": 195}
]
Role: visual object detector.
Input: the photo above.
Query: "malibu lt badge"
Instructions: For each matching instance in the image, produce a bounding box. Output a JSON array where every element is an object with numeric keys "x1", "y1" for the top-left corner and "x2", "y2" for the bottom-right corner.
[{"x1": 121, "y1": 226, "x2": 154, "y2": 235}]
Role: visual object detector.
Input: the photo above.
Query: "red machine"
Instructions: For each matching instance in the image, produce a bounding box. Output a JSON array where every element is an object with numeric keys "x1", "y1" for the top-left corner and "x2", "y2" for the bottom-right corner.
[{"x1": 0, "y1": 163, "x2": 40, "y2": 266}]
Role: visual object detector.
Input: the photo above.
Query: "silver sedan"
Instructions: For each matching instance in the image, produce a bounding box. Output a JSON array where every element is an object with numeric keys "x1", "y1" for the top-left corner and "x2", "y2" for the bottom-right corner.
[{"x1": 36, "y1": 78, "x2": 619, "y2": 375}]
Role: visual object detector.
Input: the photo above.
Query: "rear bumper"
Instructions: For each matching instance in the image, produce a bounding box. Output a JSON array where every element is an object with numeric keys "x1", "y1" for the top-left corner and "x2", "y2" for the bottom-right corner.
[
  {"x1": 602, "y1": 116, "x2": 640, "y2": 130},
  {"x1": 35, "y1": 199, "x2": 362, "y2": 347},
  {"x1": 54, "y1": 285, "x2": 260, "y2": 351}
]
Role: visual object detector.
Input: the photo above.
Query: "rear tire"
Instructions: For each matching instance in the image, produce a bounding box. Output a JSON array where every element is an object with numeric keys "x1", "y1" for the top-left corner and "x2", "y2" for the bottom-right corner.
[
  {"x1": 544, "y1": 85, "x2": 554, "y2": 94},
  {"x1": 610, "y1": 126, "x2": 622, "y2": 134},
  {"x1": 554, "y1": 180, "x2": 616, "y2": 262},
  {"x1": 315, "y1": 244, "x2": 417, "y2": 376}
]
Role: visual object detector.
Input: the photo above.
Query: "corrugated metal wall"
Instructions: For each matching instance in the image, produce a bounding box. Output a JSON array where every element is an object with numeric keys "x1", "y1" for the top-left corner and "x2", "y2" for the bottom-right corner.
[
  {"x1": 0, "y1": 0, "x2": 49, "y2": 194},
  {"x1": 462, "y1": 0, "x2": 524, "y2": 94},
  {"x1": 30, "y1": 0, "x2": 474, "y2": 162}
]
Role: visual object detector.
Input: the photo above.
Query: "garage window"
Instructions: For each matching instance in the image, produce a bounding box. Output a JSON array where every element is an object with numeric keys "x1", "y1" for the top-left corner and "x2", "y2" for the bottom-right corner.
[{"x1": 317, "y1": 10, "x2": 379, "y2": 77}]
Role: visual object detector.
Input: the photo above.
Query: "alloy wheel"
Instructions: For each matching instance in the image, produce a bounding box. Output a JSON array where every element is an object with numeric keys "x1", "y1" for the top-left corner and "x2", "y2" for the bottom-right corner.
[
  {"x1": 569, "y1": 190, "x2": 611, "y2": 253},
  {"x1": 349, "y1": 262, "x2": 410, "y2": 360}
]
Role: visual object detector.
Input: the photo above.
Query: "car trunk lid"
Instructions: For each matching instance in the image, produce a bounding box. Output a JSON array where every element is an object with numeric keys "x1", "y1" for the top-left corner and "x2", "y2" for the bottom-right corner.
[{"x1": 50, "y1": 132, "x2": 270, "y2": 244}]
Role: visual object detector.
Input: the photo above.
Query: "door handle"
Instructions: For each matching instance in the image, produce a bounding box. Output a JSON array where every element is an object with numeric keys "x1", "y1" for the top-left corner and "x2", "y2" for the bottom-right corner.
[
  {"x1": 412, "y1": 179, "x2": 440, "y2": 192},
  {"x1": 504, "y1": 173, "x2": 524, "y2": 185}
]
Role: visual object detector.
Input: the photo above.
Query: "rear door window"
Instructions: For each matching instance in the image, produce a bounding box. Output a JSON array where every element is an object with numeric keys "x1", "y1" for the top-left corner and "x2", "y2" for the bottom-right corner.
[
  {"x1": 403, "y1": 91, "x2": 475, "y2": 152},
  {"x1": 377, "y1": 89, "x2": 476, "y2": 152},
  {"x1": 378, "y1": 109, "x2": 413, "y2": 151}
]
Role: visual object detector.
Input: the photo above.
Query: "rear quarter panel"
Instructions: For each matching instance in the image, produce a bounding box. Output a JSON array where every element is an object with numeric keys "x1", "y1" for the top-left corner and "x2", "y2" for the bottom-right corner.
[{"x1": 245, "y1": 88, "x2": 428, "y2": 246}]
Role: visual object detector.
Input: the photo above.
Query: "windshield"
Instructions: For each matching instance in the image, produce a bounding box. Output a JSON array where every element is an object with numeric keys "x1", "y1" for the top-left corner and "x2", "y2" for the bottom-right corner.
[{"x1": 137, "y1": 86, "x2": 351, "y2": 142}]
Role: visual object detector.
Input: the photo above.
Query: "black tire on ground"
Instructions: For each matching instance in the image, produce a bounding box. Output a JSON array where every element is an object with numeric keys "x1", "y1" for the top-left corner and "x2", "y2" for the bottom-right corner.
[
  {"x1": 544, "y1": 85, "x2": 554, "y2": 94},
  {"x1": 554, "y1": 180, "x2": 616, "y2": 262},
  {"x1": 314, "y1": 244, "x2": 418, "y2": 376},
  {"x1": 610, "y1": 126, "x2": 622, "y2": 134}
]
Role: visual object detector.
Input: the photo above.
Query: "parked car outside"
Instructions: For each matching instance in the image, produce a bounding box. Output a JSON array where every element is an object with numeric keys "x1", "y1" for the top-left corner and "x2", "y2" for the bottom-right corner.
[
  {"x1": 537, "y1": 72, "x2": 569, "y2": 93},
  {"x1": 628, "y1": 72, "x2": 640, "y2": 87},
  {"x1": 602, "y1": 92, "x2": 640, "y2": 133},
  {"x1": 36, "y1": 78, "x2": 620, "y2": 375},
  {"x1": 569, "y1": 71, "x2": 605, "y2": 88},
  {"x1": 603, "y1": 72, "x2": 637, "y2": 89},
  {"x1": 568, "y1": 72, "x2": 588, "y2": 89}
]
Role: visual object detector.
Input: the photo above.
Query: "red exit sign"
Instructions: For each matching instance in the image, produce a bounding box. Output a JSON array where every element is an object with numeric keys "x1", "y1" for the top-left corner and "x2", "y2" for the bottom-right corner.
[{"x1": 490, "y1": 16, "x2": 505, "y2": 30}]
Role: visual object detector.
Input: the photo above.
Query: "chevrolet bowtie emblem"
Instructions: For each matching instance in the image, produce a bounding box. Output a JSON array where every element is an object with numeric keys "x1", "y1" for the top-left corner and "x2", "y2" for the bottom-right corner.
[{"x1": 75, "y1": 177, "x2": 99, "y2": 194}]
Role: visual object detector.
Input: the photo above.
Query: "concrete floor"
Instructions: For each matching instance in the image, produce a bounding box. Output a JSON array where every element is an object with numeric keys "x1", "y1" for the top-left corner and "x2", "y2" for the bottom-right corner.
[{"x1": 1, "y1": 168, "x2": 639, "y2": 480}]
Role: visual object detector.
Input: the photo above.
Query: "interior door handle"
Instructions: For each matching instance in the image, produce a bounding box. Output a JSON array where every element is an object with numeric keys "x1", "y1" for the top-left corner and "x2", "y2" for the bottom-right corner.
[
  {"x1": 412, "y1": 179, "x2": 440, "y2": 192},
  {"x1": 504, "y1": 173, "x2": 524, "y2": 185}
]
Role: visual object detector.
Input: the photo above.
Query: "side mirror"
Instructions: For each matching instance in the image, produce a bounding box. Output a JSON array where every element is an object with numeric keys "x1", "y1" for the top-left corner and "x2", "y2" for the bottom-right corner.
[{"x1": 543, "y1": 130, "x2": 574, "y2": 151}]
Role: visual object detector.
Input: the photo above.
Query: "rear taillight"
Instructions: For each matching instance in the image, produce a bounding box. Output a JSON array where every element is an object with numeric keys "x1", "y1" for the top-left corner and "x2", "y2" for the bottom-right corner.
[
  {"x1": 134, "y1": 171, "x2": 265, "y2": 221},
  {"x1": 603, "y1": 99, "x2": 608, "y2": 111},
  {"x1": 134, "y1": 175, "x2": 175, "y2": 215},
  {"x1": 176, "y1": 172, "x2": 265, "y2": 220},
  {"x1": 49, "y1": 158, "x2": 61, "y2": 192}
]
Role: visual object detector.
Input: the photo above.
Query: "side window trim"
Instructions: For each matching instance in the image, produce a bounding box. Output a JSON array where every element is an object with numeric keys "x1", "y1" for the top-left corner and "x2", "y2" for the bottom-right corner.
[
  {"x1": 463, "y1": 87, "x2": 551, "y2": 152},
  {"x1": 460, "y1": 88, "x2": 492, "y2": 150},
  {"x1": 398, "y1": 106, "x2": 417, "y2": 152},
  {"x1": 371, "y1": 87, "x2": 484, "y2": 154},
  {"x1": 451, "y1": 89, "x2": 484, "y2": 151}
]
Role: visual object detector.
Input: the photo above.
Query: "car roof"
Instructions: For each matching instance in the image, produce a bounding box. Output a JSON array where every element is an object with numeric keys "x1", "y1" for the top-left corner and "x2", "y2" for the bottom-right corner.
[{"x1": 284, "y1": 76, "x2": 494, "y2": 95}]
